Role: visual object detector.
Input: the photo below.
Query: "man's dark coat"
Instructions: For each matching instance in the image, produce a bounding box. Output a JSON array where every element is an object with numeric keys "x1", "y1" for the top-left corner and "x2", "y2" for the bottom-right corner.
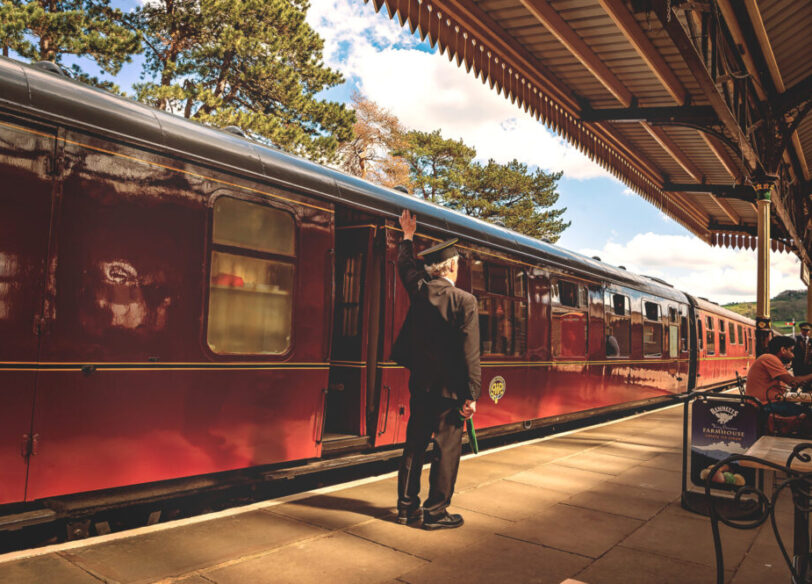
[
  {"x1": 794, "y1": 333, "x2": 812, "y2": 376},
  {"x1": 392, "y1": 238, "x2": 481, "y2": 518},
  {"x1": 391, "y1": 240, "x2": 480, "y2": 402}
]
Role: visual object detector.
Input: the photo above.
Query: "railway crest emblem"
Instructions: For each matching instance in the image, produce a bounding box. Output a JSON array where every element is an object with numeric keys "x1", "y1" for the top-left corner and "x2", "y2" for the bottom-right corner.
[{"x1": 489, "y1": 376, "x2": 506, "y2": 404}]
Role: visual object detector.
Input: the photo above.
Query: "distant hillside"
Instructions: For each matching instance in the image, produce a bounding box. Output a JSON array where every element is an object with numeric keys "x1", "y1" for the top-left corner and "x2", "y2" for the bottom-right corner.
[{"x1": 724, "y1": 290, "x2": 808, "y2": 334}]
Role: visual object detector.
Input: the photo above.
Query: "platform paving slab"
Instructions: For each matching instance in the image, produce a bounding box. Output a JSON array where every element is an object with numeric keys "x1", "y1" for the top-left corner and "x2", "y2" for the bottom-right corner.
[
  {"x1": 608, "y1": 465, "x2": 683, "y2": 497},
  {"x1": 0, "y1": 554, "x2": 102, "y2": 584},
  {"x1": 620, "y1": 504, "x2": 760, "y2": 570},
  {"x1": 346, "y1": 508, "x2": 511, "y2": 561},
  {"x1": 524, "y1": 436, "x2": 609, "y2": 459},
  {"x1": 576, "y1": 545, "x2": 728, "y2": 584},
  {"x1": 451, "y1": 478, "x2": 570, "y2": 521},
  {"x1": 730, "y1": 551, "x2": 790, "y2": 584},
  {"x1": 202, "y1": 531, "x2": 427, "y2": 584},
  {"x1": 564, "y1": 482, "x2": 677, "y2": 521},
  {"x1": 172, "y1": 577, "x2": 212, "y2": 584},
  {"x1": 60, "y1": 510, "x2": 325, "y2": 584},
  {"x1": 452, "y1": 456, "x2": 529, "y2": 491},
  {"x1": 264, "y1": 478, "x2": 396, "y2": 531},
  {"x1": 638, "y1": 450, "x2": 685, "y2": 469},
  {"x1": 554, "y1": 449, "x2": 643, "y2": 476},
  {"x1": 509, "y1": 463, "x2": 612, "y2": 494},
  {"x1": 500, "y1": 503, "x2": 644, "y2": 558},
  {"x1": 587, "y1": 440, "x2": 665, "y2": 461},
  {"x1": 396, "y1": 532, "x2": 591, "y2": 584},
  {"x1": 471, "y1": 442, "x2": 574, "y2": 467}
]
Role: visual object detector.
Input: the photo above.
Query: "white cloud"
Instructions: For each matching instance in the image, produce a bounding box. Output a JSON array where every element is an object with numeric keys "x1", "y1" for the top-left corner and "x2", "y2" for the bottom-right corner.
[
  {"x1": 580, "y1": 233, "x2": 802, "y2": 304},
  {"x1": 308, "y1": 1, "x2": 607, "y2": 180}
]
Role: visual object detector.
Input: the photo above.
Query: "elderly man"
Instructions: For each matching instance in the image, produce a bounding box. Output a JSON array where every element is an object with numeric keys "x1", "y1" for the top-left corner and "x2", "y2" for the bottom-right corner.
[
  {"x1": 392, "y1": 209, "x2": 480, "y2": 530},
  {"x1": 794, "y1": 322, "x2": 812, "y2": 376}
]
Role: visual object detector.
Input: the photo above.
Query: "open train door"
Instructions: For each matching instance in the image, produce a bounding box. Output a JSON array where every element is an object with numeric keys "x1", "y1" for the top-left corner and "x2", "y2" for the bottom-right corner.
[
  {"x1": 685, "y1": 295, "x2": 699, "y2": 390},
  {"x1": 0, "y1": 117, "x2": 57, "y2": 504},
  {"x1": 322, "y1": 212, "x2": 386, "y2": 455}
]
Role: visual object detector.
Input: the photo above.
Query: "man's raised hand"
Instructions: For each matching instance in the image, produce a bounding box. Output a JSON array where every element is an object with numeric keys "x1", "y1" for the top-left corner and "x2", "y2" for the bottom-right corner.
[{"x1": 400, "y1": 209, "x2": 417, "y2": 241}]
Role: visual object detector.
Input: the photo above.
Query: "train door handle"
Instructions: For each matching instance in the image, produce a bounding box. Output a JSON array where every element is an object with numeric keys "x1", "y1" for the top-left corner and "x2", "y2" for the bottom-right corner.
[
  {"x1": 314, "y1": 388, "x2": 328, "y2": 444},
  {"x1": 379, "y1": 385, "x2": 391, "y2": 435}
]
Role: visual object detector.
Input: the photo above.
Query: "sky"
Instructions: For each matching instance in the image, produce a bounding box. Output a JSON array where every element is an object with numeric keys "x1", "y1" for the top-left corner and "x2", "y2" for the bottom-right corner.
[{"x1": 52, "y1": 0, "x2": 806, "y2": 305}]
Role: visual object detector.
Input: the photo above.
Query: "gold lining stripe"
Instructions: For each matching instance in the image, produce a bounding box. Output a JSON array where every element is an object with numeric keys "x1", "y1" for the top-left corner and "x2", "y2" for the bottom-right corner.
[
  {"x1": 0, "y1": 119, "x2": 334, "y2": 214},
  {"x1": 0, "y1": 361, "x2": 328, "y2": 366},
  {"x1": 0, "y1": 366, "x2": 329, "y2": 372}
]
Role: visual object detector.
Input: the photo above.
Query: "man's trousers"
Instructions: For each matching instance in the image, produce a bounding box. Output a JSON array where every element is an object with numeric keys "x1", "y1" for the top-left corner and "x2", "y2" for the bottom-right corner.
[{"x1": 397, "y1": 391, "x2": 464, "y2": 518}]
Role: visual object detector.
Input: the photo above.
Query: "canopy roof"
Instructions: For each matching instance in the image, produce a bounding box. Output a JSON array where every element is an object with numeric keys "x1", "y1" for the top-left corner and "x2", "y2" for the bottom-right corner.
[{"x1": 367, "y1": 0, "x2": 811, "y2": 272}]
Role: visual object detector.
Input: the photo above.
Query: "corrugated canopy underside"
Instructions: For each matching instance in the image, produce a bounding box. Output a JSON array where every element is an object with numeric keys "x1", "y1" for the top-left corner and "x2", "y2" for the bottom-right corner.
[{"x1": 365, "y1": 0, "x2": 811, "y2": 265}]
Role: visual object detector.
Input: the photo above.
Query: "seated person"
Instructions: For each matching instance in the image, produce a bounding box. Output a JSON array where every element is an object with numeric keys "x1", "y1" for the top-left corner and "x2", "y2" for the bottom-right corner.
[
  {"x1": 746, "y1": 336, "x2": 812, "y2": 416},
  {"x1": 606, "y1": 334, "x2": 620, "y2": 357}
]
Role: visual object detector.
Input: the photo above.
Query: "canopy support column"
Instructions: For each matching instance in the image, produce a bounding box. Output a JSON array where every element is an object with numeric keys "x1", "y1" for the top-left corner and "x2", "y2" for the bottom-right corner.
[
  {"x1": 807, "y1": 282, "x2": 812, "y2": 323},
  {"x1": 755, "y1": 183, "x2": 773, "y2": 355}
]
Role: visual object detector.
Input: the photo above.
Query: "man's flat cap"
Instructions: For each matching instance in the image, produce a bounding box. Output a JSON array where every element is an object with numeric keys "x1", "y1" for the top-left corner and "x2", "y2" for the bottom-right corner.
[{"x1": 419, "y1": 238, "x2": 459, "y2": 265}]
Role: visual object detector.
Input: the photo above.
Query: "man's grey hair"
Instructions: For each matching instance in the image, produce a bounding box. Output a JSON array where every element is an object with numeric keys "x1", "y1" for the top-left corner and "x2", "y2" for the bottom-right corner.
[{"x1": 425, "y1": 255, "x2": 458, "y2": 278}]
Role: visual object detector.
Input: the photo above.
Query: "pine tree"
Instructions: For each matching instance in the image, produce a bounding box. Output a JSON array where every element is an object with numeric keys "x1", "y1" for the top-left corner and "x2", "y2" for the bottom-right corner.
[
  {"x1": 459, "y1": 159, "x2": 569, "y2": 242},
  {"x1": 133, "y1": 0, "x2": 354, "y2": 162},
  {"x1": 399, "y1": 129, "x2": 569, "y2": 242},
  {"x1": 0, "y1": 0, "x2": 140, "y2": 89},
  {"x1": 398, "y1": 130, "x2": 475, "y2": 203},
  {"x1": 337, "y1": 93, "x2": 410, "y2": 188}
]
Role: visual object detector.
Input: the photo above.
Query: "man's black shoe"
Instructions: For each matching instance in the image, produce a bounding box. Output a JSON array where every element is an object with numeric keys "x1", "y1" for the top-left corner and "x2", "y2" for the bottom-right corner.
[
  {"x1": 397, "y1": 507, "x2": 422, "y2": 525},
  {"x1": 422, "y1": 512, "x2": 463, "y2": 530}
]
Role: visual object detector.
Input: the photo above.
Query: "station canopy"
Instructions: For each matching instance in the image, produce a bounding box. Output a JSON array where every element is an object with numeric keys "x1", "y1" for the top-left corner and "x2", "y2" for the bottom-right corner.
[{"x1": 366, "y1": 0, "x2": 812, "y2": 273}]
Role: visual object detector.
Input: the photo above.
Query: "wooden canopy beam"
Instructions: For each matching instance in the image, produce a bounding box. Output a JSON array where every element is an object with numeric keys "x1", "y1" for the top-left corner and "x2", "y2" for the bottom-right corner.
[
  {"x1": 597, "y1": 0, "x2": 687, "y2": 106},
  {"x1": 736, "y1": 0, "x2": 809, "y2": 180},
  {"x1": 580, "y1": 106, "x2": 716, "y2": 124},
  {"x1": 642, "y1": 125, "x2": 704, "y2": 183},
  {"x1": 519, "y1": 0, "x2": 633, "y2": 107},
  {"x1": 654, "y1": 3, "x2": 759, "y2": 169}
]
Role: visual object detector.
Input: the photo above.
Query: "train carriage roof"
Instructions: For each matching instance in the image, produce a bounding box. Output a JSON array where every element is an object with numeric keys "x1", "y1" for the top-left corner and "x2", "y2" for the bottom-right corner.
[
  {"x1": 691, "y1": 295, "x2": 755, "y2": 325},
  {"x1": 0, "y1": 56, "x2": 750, "y2": 315}
]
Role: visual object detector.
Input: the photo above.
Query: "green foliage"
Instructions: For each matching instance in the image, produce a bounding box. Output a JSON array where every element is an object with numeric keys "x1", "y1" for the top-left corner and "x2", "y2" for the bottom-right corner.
[
  {"x1": 725, "y1": 289, "x2": 808, "y2": 334},
  {"x1": 399, "y1": 129, "x2": 475, "y2": 203},
  {"x1": 0, "y1": 0, "x2": 140, "y2": 90},
  {"x1": 398, "y1": 129, "x2": 569, "y2": 242},
  {"x1": 132, "y1": 0, "x2": 354, "y2": 162}
]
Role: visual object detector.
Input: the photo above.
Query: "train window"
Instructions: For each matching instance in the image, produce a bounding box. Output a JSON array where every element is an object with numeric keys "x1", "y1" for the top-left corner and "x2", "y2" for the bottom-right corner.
[
  {"x1": 605, "y1": 292, "x2": 631, "y2": 357},
  {"x1": 697, "y1": 317, "x2": 704, "y2": 351},
  {"x1": 477, "y1": 262, "x2": 526, "y2": 357},
  {"x1": 737, "y1": 324, "x2": 743, "y2": 345},
  {"x1": 487, "y1": 264, "x2": 510, "y2": 296},
  {"x1": 680, "y1": 316, "x2": 688, "y2": 352},
  {"x1": 555, "y1": 280, "x2": 581, "y2": 308},
  {"x1": 705, "y1": 316, "x2": 715, "y2": 355},
  {"x1": 471, "y1": 260, "x2": 486, "y2": 292},
  {"x1": 552, "y1": 278, "x2": 587, "y2": 358},
  {"x1": 207, "y1": 198, "x2": 295, "y2": 354},
  {"x1": 213, "y1": 196, "x2": 295, "y2": 256},
  {"x1": 643, "y1": 301, "x2": 662, "y2": 357},
  {"x1": 668, "y1": 325, "x2": 679, "y2": 358},
  {"x1": 718, "y1": 319, "x2": 727, "y2": 354},
  {"x1": 513, "y1": 270, "x2": 526, "y2": 298}
]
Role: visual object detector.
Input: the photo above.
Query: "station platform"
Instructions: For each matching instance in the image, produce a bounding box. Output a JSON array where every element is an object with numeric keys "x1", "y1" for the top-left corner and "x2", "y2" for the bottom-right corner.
[{"x1": 0, "y1": 404, "x2": 791, "y2": 584}]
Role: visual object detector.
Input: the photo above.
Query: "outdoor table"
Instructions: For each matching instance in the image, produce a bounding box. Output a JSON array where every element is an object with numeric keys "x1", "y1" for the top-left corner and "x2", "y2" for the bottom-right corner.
[{"x1": 739, "y1": 436, "x2": 812, "y2": 582}]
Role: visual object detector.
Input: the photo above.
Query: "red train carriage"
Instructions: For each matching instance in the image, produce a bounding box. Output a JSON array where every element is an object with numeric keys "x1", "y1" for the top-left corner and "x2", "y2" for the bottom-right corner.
[
  {"x1": 692, "y1": 297, "x2": 755, "y2": 389},
  {"x1": 0, "y1": 57, "x2": 753, "y2": 519}
]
